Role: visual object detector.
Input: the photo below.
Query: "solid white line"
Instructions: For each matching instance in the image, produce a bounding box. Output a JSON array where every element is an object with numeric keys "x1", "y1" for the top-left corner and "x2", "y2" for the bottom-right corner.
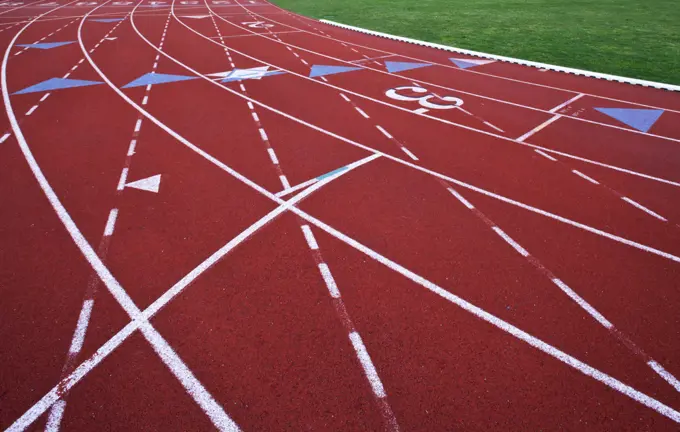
[
  {"x1": 348, "y1": 332, "x2": 386, "y2": 398},
  {"x1": 117, "y1": 167, "x2": 128, "y2": 191},
  {"x1": 534, "y1": 149, "x2": 558, "y2": 162},
  {"x1": 549, "y1": 93, "x2": 584, "y2": 113},
  {"x1": 258, "y1": 127, "x2": 268, "y2": 141},
  {"x1": 572, "y1": 169, "x2": 600, "y2": 185},
  {"x1": 279, "y1": 174, "x2": 290, "y2": 189},
  {"x1": 44, "y1": 400, "x2": 66, "y2": 432},
  {"x1": 340, "y1": 93, "x2": 350, "y2": 102},
  {"x1": 375, "y1": 125, "x2": 392, "y2": 139},
  {"x1": 127, "y1": 139, "x2": 136, "y2": 155},
  {"x1": 300, "y1": 224, "x2": 319, "y2": 250},
  {"x1": 516, "y1": 115, "x2": 561, "y2": 142},
  {"x1": 354, "y1": 106, "x2": 369, "y2": 118},
  {"x1": 400, "y1": 147, "x2": 419, "y2": 161},
  {"x1": 275, "y1": 177, "x2": 318, "y2": 197},
  {"x1": 134, "y1": 118, "x2": 142, "y2": 132},
  {"x1": 68, "y1": 299, "x2": 94, "y2": 354},
  {"x1": 447, "y1": 187, "x2": 474, "y2": 209},
  {"x1": 103, "y1": 208, "x2": 118, "y2": 236},
  {"x1": 621, "y1": 197, "x2": 667, "y2": 221},
  {"x1": 266, "y1": 147, "x2": 278, "y2": 164},
  {"x1": 0, "y1": 132, "x2": 10, "y2": 143},
  {"x1": 318, "y1": 263, "x2": 340, "y2": 298},
  {"x1": 25, "y1": 104, "x2": 38, "y2": 115},
  {"x1": 40, "y1": 92, "x2": 51, "y2": 102},
  {"x1": 551, "y1": 279, "x2": 613, "y2": 328},
  {"x1": 648, "y1": 361, "x2": 680, "y2": 393},
  {"x1": 491, "y1": 226, "x2": 529, "y2": 257},
  {"x1": 251, "y1": 111, "x2": 259, "y2": 122}
]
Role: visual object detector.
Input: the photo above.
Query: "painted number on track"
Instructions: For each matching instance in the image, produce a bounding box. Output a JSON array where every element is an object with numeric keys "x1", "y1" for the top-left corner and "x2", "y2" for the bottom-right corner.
[{"x1": 385, "y1": 86, "x2": 463, "y2": 114}]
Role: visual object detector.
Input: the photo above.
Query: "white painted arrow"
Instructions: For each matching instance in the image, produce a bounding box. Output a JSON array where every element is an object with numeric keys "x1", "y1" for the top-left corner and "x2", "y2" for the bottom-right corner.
[{"x1": 125, "y1": 174, "x2": 161, "y2": 193}]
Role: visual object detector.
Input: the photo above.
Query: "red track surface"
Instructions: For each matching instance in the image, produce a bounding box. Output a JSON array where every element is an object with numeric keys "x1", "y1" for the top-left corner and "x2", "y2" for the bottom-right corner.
[{"x1": 1, "y1": 0, "x2": 680, "y2": 430}]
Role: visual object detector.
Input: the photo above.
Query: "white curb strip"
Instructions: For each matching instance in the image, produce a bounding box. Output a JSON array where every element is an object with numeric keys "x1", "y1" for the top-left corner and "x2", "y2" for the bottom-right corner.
[{"x1": 319, "y1": 19, "x2": 680, "y2": 92}]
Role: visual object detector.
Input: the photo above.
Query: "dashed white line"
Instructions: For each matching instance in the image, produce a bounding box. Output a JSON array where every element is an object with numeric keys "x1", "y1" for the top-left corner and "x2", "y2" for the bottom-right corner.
[
  {"x1": 103, "y1": 208, "x2": 119, "y2": 236},
  {"x1": 300, "y1": 58, "x2": 309, "y2": 65},
  {"x1": 349, "y1": 332, "x2": 386, "y2": 398},
  {"x1": 534, "y1": 149, "x2": 558, "y2": 162},
  {"x1": 447, "y1": 187, "x2": 474, "y2": 209},
  {"x1": 25, "y1": 105, "x2": 38, "y2": 116},
  {"x1": 258, "y1": 127, "x2": 268, "y2": 141},
  {"x1": 127, "y1": 139, "x2": 136, "y2": 156},
  {"x1": 145, "y1": 84, "x2": 152, "y2": 92},
  {"x1": 142, "y1": 95, "x2": 149, "y2": 105},
  {"x1": 354, "y1": 106, "x2": 369, "y2": 119},
  {"x1": 572, "y1": 169, "x2": 600, "y2": 185},
  {"x1": 491, "y1": 226, "x2": 529, "y2": 257},
  {"x1": 552, "y1": 278, "x2": 613, "y2": 328},
  {"x1": 318, "y1": 263, "x2": 340, "y2": 298},
  {"x1": 251, "y1": 112, "x2": 259, "y2": 122},
  {"x1": 267, "y1": 147, "x2": 278, "y2": 164},
  {"x1": 239, "y1": 83, "x2": 246, "y2": 92},
  {"x1": 375, "y1": 125, "x2": 392, "y2": 139},
  {"x1": 0, "y1": 132, "x2": 11, "y2": 143},
  {"x1": 117, "y1": 167, "x2": 128, "y2": 191},
  {"x1": 279, "y1": 174, "x2": 291, "y2": 189},
  {"x1": 44, "y1": 400, "x2": 66, "y2": 432},
  {"x1": 247, "y1": 101, "x2": 254, "y2": 110},
  {"x1": 621, "y1": 197, "x2": 667, "y2": 221},
  {"x1": 68, "y1": 299, "x2": 94, "y2": 354},
  {"x1": 134, "y1": 118, "x2": 142, "y2": 132},
  {"x1": 400, "y1": 147, "x2": 419, "y2": 161},
  {"x1": 648, "y1": 360, "x2": 680, "y2": 393},
  {"x1": 516, "y1": 115, "x2": 561, "y2": 142},
  {"x1": 340, "y1": 93, "x2": 350, "y2": 102},
  {"x1": 300, "y1": 225, "x2": 319, "y2": 250}
]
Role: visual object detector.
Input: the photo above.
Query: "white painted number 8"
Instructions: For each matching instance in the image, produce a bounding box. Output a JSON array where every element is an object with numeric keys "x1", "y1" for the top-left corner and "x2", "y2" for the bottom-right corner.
[{"x1": 385, "y1": 86, "x2": 463, "y2": 113}]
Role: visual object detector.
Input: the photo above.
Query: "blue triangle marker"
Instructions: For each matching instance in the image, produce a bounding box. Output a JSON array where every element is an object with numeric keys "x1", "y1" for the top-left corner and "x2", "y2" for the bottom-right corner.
[
  {"x1": 13, "y1": 77, "x2": 103, "y2": 95},
  {"x1": 384, "y1": 61, "x2": 432, "y2": 73},
  {"x1": 595, "y1": 108, "x2": 664, "y2": 133},
  {"x1": 90, "y1": 18, "x2": 124, "y2": 23},
  {"x1": 309, "y1": 65, "x2": 362, "y2": 78},
  {"x1": 122, "y1": 72, "x2": 197, "y2": 88},
  {"x1": 450, "y1": 59, "x2": 481, "y2": 69},
  {"x1": 16, "y1": 41, "x2": 75, "y2": 50}
]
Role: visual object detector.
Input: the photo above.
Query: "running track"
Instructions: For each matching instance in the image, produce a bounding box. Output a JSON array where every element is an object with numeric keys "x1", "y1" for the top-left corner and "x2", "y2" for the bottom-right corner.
[{"x1": 1, "y1": 0, "x2": 680, "y2": 430}]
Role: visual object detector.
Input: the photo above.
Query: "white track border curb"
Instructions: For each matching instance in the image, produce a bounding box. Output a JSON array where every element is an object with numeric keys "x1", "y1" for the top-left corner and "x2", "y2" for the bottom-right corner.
[{"x1": 319, "y1": 19, "x2": 680, "y2": 93}]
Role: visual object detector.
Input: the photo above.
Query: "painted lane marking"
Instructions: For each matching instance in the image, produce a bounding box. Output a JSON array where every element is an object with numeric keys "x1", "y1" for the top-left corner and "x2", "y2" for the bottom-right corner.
[
  {"x1": 103, "y1": 208, "x2": 118, "y2": 236},
  {"x1": 275, "y1": 177, "x2": 317, "y2": 197},
  {"x1": 318, "y1": 263, "x2": 340, "y2": 298},
  {"x1": 447, "y1": 187, "x2": 474, "y2": 209},
  {"x1": 116, "y1": 167, "x2": 128, "y2": 190},
  {"x1": 516, "y1": 115, "x2": 561, "y2": 142},
  {"x1": 0, "y1": 132, "x2": 10, "y2": 143},
  {"x1": 266, "y1": 147, "x2": 278, "y2": 164},
  {"x1": 258, "y1": 127, "x2": 268, "y2": 141},
  {"x1": 340, "y1": 93, "x2": 350, "y2": 102},
  {"x1": 572, "y1": 169, "x2": 600, "y2": 185},
  {"x1": 44, "y1": 400, "x2": 66, "y2": 432},
  {"x1": 349, "y1": 332, "x2": 387, "y2": 398},
  {"x1": 354, "y1": 106, "x2": 369, "y2": 118},
  {"x1": 552, "y1": 278, "x2": 613, "y2": 328},
  {"x1": 127, "y1": 139, "x2": 136, "y2": 155},
  {"x1": 247, "y1": 101, "x2": 253, "y2": 109},
  {"x1": 142, "y1": 94, "x2": 148, "y2": 104},
  {"x1": 68, "y1": 299, "x2": 94, "y2": 354},
  {"x1": 40, "y1": 92, "x2": 50, "y2": 101},
  {"x1": 317, "y1": 166, "x2": 349, "y2": 181},
  {"x1": 251, "y1": 111, "x2": 259, "y2": 122},
  {"x1": 300, "y1": 224, "x2": 319, "y2": 249},
  {"x1": 622, "y1": 197, "x2": 667, "y2": 221},
  {"x1": 400, "y1": 146, "x2": 418, "y2": 161},
  {"x1": 649, "y1": 361, "x2": 680, "y2": 393},
  {"x1": 133, "y1": 118, "x2": 142, "y2": 132},
  {"x1": 375, "y1": 125, "x2": 392, "y2": 139},
  {"x1": 549, "y1": 93, "x2": 584, "y2": 113},
  {"x1": 491, "y1": 226, "x2": 529, "y2": 257},
  {"x1": 534, "y1": 149, "x2": 558, "y2": 162},
  {"x1": 278, "y1": 174, "x2": 290, "y2": 189}
]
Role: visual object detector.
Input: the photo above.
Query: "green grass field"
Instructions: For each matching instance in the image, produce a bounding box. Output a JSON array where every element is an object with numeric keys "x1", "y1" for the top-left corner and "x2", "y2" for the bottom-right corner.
[{"x1": 271, "y1": 0, "x2": 680, "y2": 85}]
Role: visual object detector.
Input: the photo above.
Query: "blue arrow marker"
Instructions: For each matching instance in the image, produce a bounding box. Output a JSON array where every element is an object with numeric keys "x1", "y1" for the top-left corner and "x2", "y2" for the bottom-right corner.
[
  {"x1": 384, "y1": 61, "x2": 432, "y2": 73},
  {"x1": 595, "y1": 108, "x2": 664, "y2": 133},
  {"x1": 16, "y1": 41, "x2": 75, "y2": 50},
  {"x1": 309, "y1": 65, "x2": 362, "y2": 78},
  {"x1": 122, "y1": 72, "x2": 197, "y2": 88},
  {"x1": 13, "y1": 77, "x2": 103, "y2": 95}
]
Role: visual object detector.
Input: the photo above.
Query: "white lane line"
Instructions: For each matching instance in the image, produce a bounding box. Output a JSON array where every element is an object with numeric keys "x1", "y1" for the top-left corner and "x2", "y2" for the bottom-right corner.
[
  {"x1": 300, "y1": 224, "x2": 319, "y2": 250},
  {"x1": 349, "y1": 332, "x2": 386, "y2": 398},
  {"x1": 551, "y1": 279, "x2": 613, "y2": 328},
  {"x1": 318, "y1": 263, "x2": 340, "y2": 298},
  {"x1": 68, "y1": 299, "x2": 94, "y2": 354},
  {"x1": 300, "y1": 58, "x2": 308, "y2": 65},
  {"x1": 0, "y1": 132, "x2": 10, "y2": 143},
  {"x1": 103, "y1": 208, "x2": 119, "y2": 237},
  {"x1": 621, "y1": 197, "x2": 667, "y2": 221},
  {"x1": 145, "y1": 84, "x2": 152, "y2": 92},
  {"x1": 648, "y1": 360, "x2": 680, "y2": 393},
  {"x1": 375, "y1": 125, "x2": 392, "y2": 139},
  {"x1": 134, "y1": 118, "x2": 142, "y2": 132},
  {"x1": 258, "y1": 127, "x2": 268, "y2": 141},
  {"x1": 483, "y1": 120, "x2": 505, "y2": 133},
  {"x1": 572, "y1": 169, "x2": 600, "y2": 185},
  {"x1": 340, "y1": 93, "x2": 350, "y2": 102},
  {"x1": 127, "y1": 139, "x2": 136, "y2": 156},
  {"x1": 534, "y1": 149, "x2": 558, "y2": 162},
  {"x1": 319, "y1": 76, "x2": 328, "y2": 82},
  {"x1": 251, "y1": 111, "x2": 259, "y2": 122},
  {"x1": 40, "y1": 92, "x2": 50, "y2": 102},
  {"x1": 491, "y1": 226, "x2": 529, "y2": 257},
  {"x1": 447, "y1": 187, "x2": 474, "y2": 209},
  {"x1": 247, "y1": 101, "x2": 254, "y2": 110},
  {"x1": 354, "y1": 106, "x2": 369, "y2": 118},
  {"x1": 276, "y1": 177, "x2": 318, "y2": 197},
  {"x1": 142, "y1": 95, "x2": 149, "y2": 105},
  {"x1": 116, "y1": 167, "x2": 128, "y2": 191},
  {"x1": 400, "y1": 147, "x2": 419, "y2": 161},
  {"x1": 25, "y1": 104, "x2": 38, "y2": 115},
  {"x1": 549, "y1": 93, "x2": 584, "y2": 113},
  {"x1": 44, "y1": 400, "x2": 66, "y2": 432},
  {"x1": 239, "y1": 83, "x2": 246, "y2": 92},
  {"x1": 279, "y1": 174, "x2": 291, "y2": 189},
  {"x1": 516, "y1": 115, "x2": 561, "y2": 142},
  {"x1": 267, "y1": 147, "x2": 278, "y2": 164}
]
